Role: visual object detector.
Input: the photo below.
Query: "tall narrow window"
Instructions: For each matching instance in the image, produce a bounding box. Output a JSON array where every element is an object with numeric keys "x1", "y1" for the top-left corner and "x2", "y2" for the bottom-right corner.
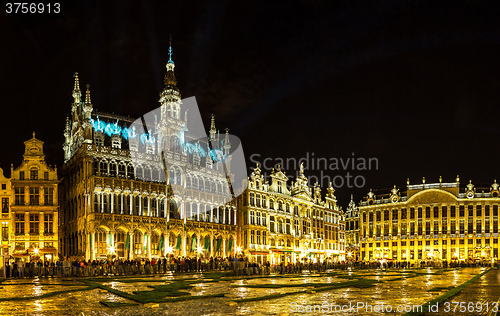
[
  {"x1": 44, "y1": 187, "x2": 54, "y2": 206},
  {"x1": 30, "y1": 170, "x2": 38, "y2": 180},
  {"x1": 15, "y1": 214, "x2": 24, "y2": 234},
  {"x1": 29, "y1": 187, "x2": 40, "y2": 205},
  {"x1": 1, "y1": 198, "x2": 8, "y2": 213},
  {"x1": 19, "y1": 171, "x2": 25, "y2": 180},
  {"x1": 15, "y1": 187, "x2": 25, "y2": 205},
  {"x1": 1, "y1": 223, "x2": 7, "y2": 241},
  {"x1": 29, "y1": 214, "x2": 39, "y2": 234},
  {"x1": 44, "y1": 214, "x2": 53, "y2": 234}
]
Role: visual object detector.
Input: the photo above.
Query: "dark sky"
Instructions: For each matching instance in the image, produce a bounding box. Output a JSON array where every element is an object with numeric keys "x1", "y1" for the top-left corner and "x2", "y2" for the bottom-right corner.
[{"x1": 2, "y1": 1, "x2": 500, "y2": 209}]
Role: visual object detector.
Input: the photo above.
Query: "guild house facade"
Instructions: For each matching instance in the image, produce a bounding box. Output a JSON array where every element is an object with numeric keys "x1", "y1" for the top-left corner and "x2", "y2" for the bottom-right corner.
[
  {"x1": 359, "y1": 177, "x2": 500, "y2": 263},
  {"x1": 238, "y1": 163, "x2": 346, "y2": 264},
  {"x1": 60, "y1": 45, "x2": 238, "y2": 260},
  {"x1": 6, "y1": 134, "x2": 59, "y2": 262}
]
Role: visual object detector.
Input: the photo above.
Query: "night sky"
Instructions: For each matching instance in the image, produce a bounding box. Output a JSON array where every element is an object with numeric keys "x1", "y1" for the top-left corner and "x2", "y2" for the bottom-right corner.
[{"x1": 2, "y1": 1, "x2": 500, "y2": 208}]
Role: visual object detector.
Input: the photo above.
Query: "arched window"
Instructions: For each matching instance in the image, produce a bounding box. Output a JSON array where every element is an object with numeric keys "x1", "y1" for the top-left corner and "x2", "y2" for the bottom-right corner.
[
  {"x1": 169, "y1": 136, "x2": 181, "y2": 153},
  {"x1": 109, "y1": 162, "x2": 117, "y2": 177},
  {"x1": 152, "y1": 168, "x2": 159, "y2": 181},
  {"x1": 133, "y1": 231, "x2": 142, "y2": 255},
  {"x1": 176, "y1": 167, "x2": 181, "y2": 185},
  {"x1": 118, "y1": 163, "x2": 126, "y2": 178},
  {"x1": 99, "y1": 160, "x2": 108, "y2": 175},
  {"x1": 136, "y1": 166, "x2": 144, "y2": 179},
  {"x1": 269, "y1": 199, "x2": 274, "y2": 209},
  {"x1": 127, "y1": 164, "x2": 134, "y2": 179},
  {"x1": 169, "y1": 199, "x2": 179, "y2": 219}
]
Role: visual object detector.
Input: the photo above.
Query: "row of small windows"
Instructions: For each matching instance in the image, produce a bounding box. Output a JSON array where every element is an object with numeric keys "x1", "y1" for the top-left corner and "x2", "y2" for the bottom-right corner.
[
  {"x1": 14, "y1": 213, "x2": 54, "y2": 235},
  {"x1": 18, "y1": 170, "x2": 50, "y2": 180},
  {"x1": 246, "y1": 193, "x2": 331, "y2": 218},
  {"x1": 362, "y1": 219, "x2": 500, "y2": 237},
  {"x1": 94, "y1": 160, "x2": 227, "y2": 194},
  {"x1": 363, "y1": 205, "x2": 500, "y2": 223},
  {"x1": 14, "y1": 187, "x2": 54, "y2": 206},
  {"x1": 185, "y1": 175, "x2": 229, "y2": 194},
  {"x1": 92, "y1": 193, "x2": 235, "y2": 225}
]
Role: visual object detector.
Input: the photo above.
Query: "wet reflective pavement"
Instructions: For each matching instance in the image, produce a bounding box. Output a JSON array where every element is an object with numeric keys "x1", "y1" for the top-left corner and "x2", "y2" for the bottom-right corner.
[{"x1": 0, "y1": 268, "x2": 498, "y2": 315}]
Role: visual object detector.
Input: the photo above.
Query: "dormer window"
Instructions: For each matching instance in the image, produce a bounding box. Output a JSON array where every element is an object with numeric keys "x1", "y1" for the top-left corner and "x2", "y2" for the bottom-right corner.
[
  {"x1": 111, "y1": 135, "x2": 121, "y2": 149},
  {"x1": 30, "y1": 169, "x2": 38, "y2": 180},
  {"x1": 146, "y1": 143, "x2": 155, "y2": 154},
  {"x1": 95, "y1": 132, "x2": 104, "y2": 147},
  {"x1": 129, "y1": 141, "x2": 138, "y2": 152},
  {"x1": 278, "y1": 181, "x2": 283, "y2": 193}
]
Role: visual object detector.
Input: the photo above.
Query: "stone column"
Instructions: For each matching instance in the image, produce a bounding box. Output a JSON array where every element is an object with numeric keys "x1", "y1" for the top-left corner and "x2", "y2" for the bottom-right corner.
[
  {"x1": 129, "y1": 195, "x2": 133, "y2": 215},
  {"x1": 165, "y1": 233, "x2": 169, "y2": 255},
  {"x1": 147, "y1": 233, "x2": 152, "y2": 260},
  {"x1": 139, "y1": 196, "x2": 142, "y2": 216},
  {"x1": 182, "y1": 232, "x2": 187, "y2": 257},
  {"x1": 129, "y1": 233, "x2": 134, "y2": 259},
  {"x1": 210, "y1": 235, "x2": 214, "y2": 257},
  {"x1": 91, "y1": 231, "x2": 96, "y2": 260},
  {"x1": 223, "y1": 238, "x2": 226, "y2": 258}
]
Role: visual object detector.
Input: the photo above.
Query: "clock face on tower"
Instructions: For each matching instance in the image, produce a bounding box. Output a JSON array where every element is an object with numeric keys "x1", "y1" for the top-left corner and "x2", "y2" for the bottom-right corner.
[
  {"x1": 466, "y1": 191, "x2": 474, "y2": 199},
  {"x1": 391, "y1": 196, "x2": 398, "y2": 203}
]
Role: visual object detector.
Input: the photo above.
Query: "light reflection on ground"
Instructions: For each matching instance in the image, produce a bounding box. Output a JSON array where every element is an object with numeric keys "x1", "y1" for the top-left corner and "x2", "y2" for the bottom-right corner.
[{"x1": 0, "y1": 268, "x2": 490, "y2": 315}]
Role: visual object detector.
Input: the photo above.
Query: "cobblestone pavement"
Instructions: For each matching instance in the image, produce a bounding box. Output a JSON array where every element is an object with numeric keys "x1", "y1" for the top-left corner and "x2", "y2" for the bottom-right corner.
[{"x1": 423, "y1": 268, "x2": 500, "y2": 316}]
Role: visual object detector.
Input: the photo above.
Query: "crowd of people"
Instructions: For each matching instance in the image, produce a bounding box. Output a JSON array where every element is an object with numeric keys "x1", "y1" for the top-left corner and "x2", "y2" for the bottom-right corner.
[{"x1": 3, "y1": 256, "x2": 497, "y2": 279}]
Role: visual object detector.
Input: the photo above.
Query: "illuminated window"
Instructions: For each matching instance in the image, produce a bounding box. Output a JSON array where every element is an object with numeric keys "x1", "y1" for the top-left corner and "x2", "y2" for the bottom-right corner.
[
  {"x1": 2, "y1": 222, "x2": 8, "y2": 241},
  {"x1": 15, "y1": 214, "x2": 24, "y2": 235},
  {"x1": 1, "y1": 198, "x2": 8, "y2": 213},
  {"x1": 44, "y1": 214, "x2": 53, "y2": 233},
  {"x1": 30, "y1": 170, "x2": 38, "y2": 180},
  {"x1": 29, "y1": 187, "x2": 39, "y2": 205},
  {"x1": 29, "y1": 214, "x2": 39, "y2": 234},
  {"x1": 44, "y1": 187, "x2": 54, "y2": 206}
]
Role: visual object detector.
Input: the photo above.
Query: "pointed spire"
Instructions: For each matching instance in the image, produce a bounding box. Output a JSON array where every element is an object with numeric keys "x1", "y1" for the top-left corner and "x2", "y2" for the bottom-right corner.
[
  {"x1": 32, "y1": 131, "x2": 36, "y2": 139},
  {"x1": 223, "y1": 128, "x2": 231, "y2": 155},
  {"x1": 163, "y1": 39, "x2": 178, "y2": 91},
  {"x1": 168, "y1": 35, "x2": 174, "y2": 64},
  {"x1": 210, "y1": 114, "x2": 217, "y2": 136},
  {"x1": 85, "y1": 84, "x2": 91, "y2": 104},
  {"x1": 72, "y1": 72, "x2": 81, "y2": 103},
  {"x1": 73, "y1": 72, "x2": 80, "y2": 92}
]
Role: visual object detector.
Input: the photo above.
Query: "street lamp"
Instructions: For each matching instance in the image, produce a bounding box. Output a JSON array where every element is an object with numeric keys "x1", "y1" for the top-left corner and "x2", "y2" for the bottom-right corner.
[
  {"x1": 109, "y1": 245, "x2": 116, "y2": 254},
  {"x1": 165, "y1": 246, "x2": 174, "y2": 254}
]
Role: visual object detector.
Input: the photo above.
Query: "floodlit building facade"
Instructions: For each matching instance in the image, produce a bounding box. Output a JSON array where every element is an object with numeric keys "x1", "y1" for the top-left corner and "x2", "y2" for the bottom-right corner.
[
  {"x1": 359, "y1": 177, "x2": 500, "y2": 263},
  {"x1": 345, "y1": 195, "x2": 360, "y2": 261},
  {"x1": 60, "y1": 46, "x2": 238, "y2": 260},
  {"x1": 1, "y1": 168, "x2": 11, "y2": 257},
  {"x1": 238, "y1": 163, "x2": 346, "y2": 264},
  {"x1": 8, "y1": 133, "x2": 59, "y2": 262}
]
